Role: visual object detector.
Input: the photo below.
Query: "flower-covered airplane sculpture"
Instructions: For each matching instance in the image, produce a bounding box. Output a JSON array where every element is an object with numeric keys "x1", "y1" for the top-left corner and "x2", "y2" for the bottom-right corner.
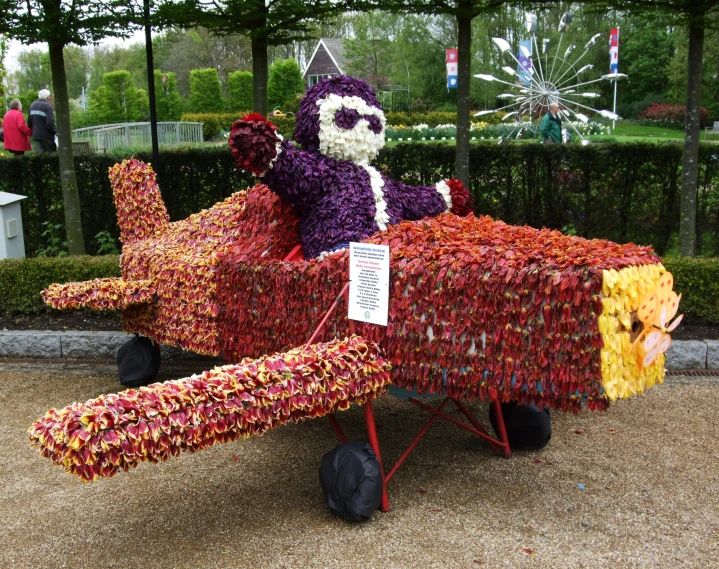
[{"x1": 34, "y1": 77, "x2": 680, "y2": 493}]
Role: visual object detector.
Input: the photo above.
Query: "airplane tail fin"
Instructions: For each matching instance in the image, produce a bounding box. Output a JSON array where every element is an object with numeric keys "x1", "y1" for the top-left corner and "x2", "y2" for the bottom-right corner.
[
  {"x1": 29, "y1": 335, "x2": 391, "y2": 481},
  {"x1": 108, "y1": 159, "x2": 170, "y2": 245}
]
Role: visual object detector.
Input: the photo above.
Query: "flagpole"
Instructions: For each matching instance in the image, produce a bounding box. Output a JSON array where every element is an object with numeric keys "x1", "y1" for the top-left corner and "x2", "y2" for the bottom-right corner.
[{"x1": 612, "y1": 27, "x2": 619, "y2": 130}]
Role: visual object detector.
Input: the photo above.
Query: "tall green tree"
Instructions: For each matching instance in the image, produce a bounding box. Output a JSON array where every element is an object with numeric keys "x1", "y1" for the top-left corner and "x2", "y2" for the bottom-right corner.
[
  {"x1": 363, "y1": 0, "x2": 507, "y2": 187},
  {"x1": 0, "y1": 0, "x2": 133, "y2": 255},
  {"x1": 160, "y1": 0, "x2": 350, "y2": 116},
  {"x1": 267, "y1": 58, "x2": 304, "y2": 108},
  {"x1": 0, "y1": 35, "x2": 7, "y2": 99},
  {"x1": 15, "y1": 48, "x2": 52, "y2": 92},
  {"x1": 580, "y1": 0, "x2": 719, "y2": 257}
]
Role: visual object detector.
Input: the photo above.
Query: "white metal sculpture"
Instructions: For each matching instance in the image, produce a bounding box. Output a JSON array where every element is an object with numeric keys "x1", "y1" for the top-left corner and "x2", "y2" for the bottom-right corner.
[{"x1": 474, "y1": 12, "x2": 626, "y2": 144}]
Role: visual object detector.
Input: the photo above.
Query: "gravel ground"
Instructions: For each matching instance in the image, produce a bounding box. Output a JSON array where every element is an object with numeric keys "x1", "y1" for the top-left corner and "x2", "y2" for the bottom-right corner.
[{"x1": 1, "y1": 369, "x2": 718, "y2": 569}]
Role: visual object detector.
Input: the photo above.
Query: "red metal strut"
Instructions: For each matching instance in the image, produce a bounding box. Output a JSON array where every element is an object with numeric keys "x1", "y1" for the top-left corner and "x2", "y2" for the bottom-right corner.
[{"x1": 297, "y1": 252, "x2": 512, "y2": 513}]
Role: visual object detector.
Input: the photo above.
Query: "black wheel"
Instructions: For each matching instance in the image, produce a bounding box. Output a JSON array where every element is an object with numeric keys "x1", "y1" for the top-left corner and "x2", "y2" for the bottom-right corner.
[
  {"x1": 489, "y1": 401, "x2": 552, "y2": 450},
  {"x1": 319, "y1": 440, "x2": 383, "y2": 522},
  {"x1": 117, "y1": 334, "x2": 162, "y2": 388}
]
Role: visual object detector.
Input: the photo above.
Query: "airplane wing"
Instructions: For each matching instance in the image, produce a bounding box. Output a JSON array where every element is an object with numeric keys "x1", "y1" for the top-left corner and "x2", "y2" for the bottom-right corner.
[
  {"x1": 42, "y1": 277, "x2": 155, "y2": 310},
  {"x1": 28, "y1": 335, "x2": 390, "y2": 481}
]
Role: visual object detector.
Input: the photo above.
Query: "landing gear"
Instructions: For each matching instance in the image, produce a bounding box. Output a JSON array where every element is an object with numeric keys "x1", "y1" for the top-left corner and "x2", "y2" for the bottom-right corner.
[{"x1": 117, "y1": 334, "x2": 162, "y2": 388}]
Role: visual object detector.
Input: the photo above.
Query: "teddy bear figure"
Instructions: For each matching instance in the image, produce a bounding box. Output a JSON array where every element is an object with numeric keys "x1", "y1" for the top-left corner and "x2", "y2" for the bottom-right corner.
[{"x1": 228, "y1": 75, "x2": 473, "y2": 259}]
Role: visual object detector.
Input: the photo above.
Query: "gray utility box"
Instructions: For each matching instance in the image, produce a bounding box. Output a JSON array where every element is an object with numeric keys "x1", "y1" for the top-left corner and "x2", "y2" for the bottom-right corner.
[{"x1": 0, "y1": 192, "x2": 28, "y2": 259}]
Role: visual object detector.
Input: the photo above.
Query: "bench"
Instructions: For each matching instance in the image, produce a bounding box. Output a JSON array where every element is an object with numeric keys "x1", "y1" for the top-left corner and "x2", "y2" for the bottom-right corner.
[
  {"x1": 72, "y1": 141, "x2": 107, "y2": 154},
  {"x1": 704, "y1": 121, "x2": 719, "y2": 140}
]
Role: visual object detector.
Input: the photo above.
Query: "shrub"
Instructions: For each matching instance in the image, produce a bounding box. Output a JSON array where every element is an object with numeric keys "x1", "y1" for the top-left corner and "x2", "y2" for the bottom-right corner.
[
  {"x1": 0, "y1": 255, "x2": 120, "y2": 313},
  {"x1": 154, "y1": 71, "x2": 183, "y2": 121},
  {"x1": 87, "y1": 71, "x2": 146, "y2": 124},
  {"x1": 228, "y1": 71, "x2": 253, "y2": 112},
  {"x1": 663, "y1": 257, "x2": 719, "y2": 324},
  {"x1": 639, "y1": 103, "x2": 711, "y2": 127},
  {"x1": 2, "y1": 141, "x2": 719, "y2": 259},
  {"x1": 189, "y1": 68, "x2": 224, "y2": 114},
  {"x1": 267, "y1": 59, "x2": 305, "y2": 109},
  {"x1": 2, "y1": 252, "x2": 715, "y2": 324},
  {"x1": 180, "y1": 112, "x2": 296, "y2": 140}
]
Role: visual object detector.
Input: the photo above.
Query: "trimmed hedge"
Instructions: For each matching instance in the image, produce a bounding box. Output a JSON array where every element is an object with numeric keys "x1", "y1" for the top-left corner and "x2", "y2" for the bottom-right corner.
[
  {"x1": 663, "y1": 257, "x2": 719, "y2": 324},
  {"x1": 0, "y1": 255, "x2": 120, "y2": 314},
  {"x1": 1, "y1": 253, "x2": 717, "y2": 324},
  {"x1": 179, "y1": 110, "x2": 510, "y2": 141},
  {"x1": 181, "y1": 112, "x2": 296, "y2": 140},
  {"x1": 1, "y1": 142, "x2": 718, "y2": 257}
]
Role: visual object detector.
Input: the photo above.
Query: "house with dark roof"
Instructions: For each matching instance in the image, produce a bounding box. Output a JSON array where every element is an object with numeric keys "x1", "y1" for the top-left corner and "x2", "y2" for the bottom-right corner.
[{"x1": 303, "y1": 38, "x2": 347, "y2": 89}]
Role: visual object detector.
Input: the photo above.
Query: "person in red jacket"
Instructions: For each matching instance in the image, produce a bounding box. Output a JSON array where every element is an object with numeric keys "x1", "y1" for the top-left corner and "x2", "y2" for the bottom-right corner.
[{"x1": 2, "y1": 99, "x2": 32, "y2": 156}]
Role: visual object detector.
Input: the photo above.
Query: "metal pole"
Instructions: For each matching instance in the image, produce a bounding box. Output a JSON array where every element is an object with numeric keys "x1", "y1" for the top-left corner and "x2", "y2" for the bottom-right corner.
[
  {"x1": 612, "y1": 80, "x2": 618, "y2": 130},
  {"x1": 612, "y1": 27, "x2": 619, "y2": 131},
  {"x1": 144, "y1": 0, "x2": 160, "y2": 176}
]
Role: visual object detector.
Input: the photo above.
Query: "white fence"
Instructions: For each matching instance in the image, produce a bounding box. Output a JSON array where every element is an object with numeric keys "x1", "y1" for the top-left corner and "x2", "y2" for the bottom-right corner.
[{"x1": 72, "y1": 122, "x2": 204, "y2": 151}]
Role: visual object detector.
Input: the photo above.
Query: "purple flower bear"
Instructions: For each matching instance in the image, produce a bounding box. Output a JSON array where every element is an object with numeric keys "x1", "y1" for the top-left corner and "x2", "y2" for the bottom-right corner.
[{"x1": 228, "y1": 76, "x2": 473, "y2": 259}]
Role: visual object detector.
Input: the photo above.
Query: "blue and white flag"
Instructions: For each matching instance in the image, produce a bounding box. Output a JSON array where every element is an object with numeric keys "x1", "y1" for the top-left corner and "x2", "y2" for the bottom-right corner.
[{"x1": 517, "y1": 40, "x2": 533, "y2": 87}]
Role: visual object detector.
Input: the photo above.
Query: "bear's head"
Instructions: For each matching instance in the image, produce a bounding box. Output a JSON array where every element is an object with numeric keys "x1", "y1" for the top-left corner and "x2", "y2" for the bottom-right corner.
[{"x1": 295, "y1": 76, "x2": 386, "y2": 165}]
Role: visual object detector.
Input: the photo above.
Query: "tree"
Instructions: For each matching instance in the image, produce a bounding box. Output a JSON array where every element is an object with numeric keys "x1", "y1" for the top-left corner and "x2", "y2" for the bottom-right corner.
[
  {"x1": 267, "y1": 58, "x2": 304, "y2": 108},
  {"x1": 0, "y1": 0, "x2": 133, "y2": 255},
  {"x1": 363, "y1": 0, "x2": 507, "y2": 187},
  {"x1": 580, "y1": 0, "x2": 719, "y2": 257},
  {"x1": 155, "y1": 70, "x2": 183, "y2": 120},
  {"x1": 155, "y1": 28, "x2": 251, "y2": 97},
  {"x1": 0, "y1": 35, "x2": 7, "y2": 99},
  {"x1": 228, "y1": 70, "x2": 253, "y2": 111},
  {"x1": 160, "y1": 0, "x2": 350, "y2": 116},
  {"x1": 188, "y1": 67, "x2": 224, "y2": 113},
  {"x1": 15, "y1": 48, "x2": 52, "y2": 92}
]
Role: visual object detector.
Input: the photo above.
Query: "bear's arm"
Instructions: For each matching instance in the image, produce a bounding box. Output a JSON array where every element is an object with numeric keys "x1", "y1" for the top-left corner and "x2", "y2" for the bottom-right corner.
[
  {"x1": 262, "y1": 141, "x2": 325, "y2": 210},
  {"x1": 388, "y1": 177, "x2": 474, "y2": 220}
]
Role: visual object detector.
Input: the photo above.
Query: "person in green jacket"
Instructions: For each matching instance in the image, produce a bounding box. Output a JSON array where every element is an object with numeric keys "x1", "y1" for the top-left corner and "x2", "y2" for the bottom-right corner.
[{"x1": 541, "y1": 103, "x2": 562, "y2": 144}]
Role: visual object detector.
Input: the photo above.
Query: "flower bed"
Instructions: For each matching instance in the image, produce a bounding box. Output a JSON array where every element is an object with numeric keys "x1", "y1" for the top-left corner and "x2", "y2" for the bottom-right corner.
[{"x1": 384, "y1": 121, "x2": 608, "y2": 141}]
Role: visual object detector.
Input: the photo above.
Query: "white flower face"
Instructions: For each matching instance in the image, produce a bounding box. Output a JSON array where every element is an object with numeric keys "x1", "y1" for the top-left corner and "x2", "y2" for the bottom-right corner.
[{"x1": 316, "y1": 94, "x2": 386, "y2": 165}]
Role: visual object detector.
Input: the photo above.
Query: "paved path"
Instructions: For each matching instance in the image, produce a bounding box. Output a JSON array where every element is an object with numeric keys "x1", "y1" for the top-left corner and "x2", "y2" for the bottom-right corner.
[{"x1": 1, "y1": 367, "x2": 717, "y2": 569}]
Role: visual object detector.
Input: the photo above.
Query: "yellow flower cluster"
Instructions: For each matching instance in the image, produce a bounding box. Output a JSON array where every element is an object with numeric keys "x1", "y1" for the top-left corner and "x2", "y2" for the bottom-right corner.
[{"x1": 598, "y1": 263, "x2": 665, "y2": 401}]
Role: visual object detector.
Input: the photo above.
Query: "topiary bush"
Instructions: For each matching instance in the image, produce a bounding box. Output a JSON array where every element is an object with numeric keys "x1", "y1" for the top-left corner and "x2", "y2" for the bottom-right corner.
[
  {"x1": 663, "y1": 257, "x2": 719, "y2": 324},
  {"x1": 228, "y1": 71, "x2": 253, "y2": 112},
  {"x1": 0, "y1": 255, "x2": 120, "y2": 313},
  {"x1": 188, "y1": 68, "x2": 224, "y2": 114}
]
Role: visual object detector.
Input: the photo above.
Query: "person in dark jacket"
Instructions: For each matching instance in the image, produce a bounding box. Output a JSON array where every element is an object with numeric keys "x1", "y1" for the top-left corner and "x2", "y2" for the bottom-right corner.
[
  {"x1": 540, "y1": 102, "x2": 562, "y2": 144},
  {"x1": 27, "y1": 89, "x2": 57, "y2": 152},
  {"x1": 2, "y1": 99, "x2": 32, "y2": 155}
]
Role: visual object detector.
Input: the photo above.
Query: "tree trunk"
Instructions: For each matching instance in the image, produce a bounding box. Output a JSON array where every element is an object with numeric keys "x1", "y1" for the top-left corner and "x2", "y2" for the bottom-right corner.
[
  {"x1": 48, "y1": 41, "x2": 85, "y2": 255},
  {"x1": 455, "y1": 2, "x2": 472, "y2": 187},
  {"x1": 252, "y1": 34, "x2": 268, "y2": 116},
  {"x1": 679, "y1": 20, "x2": 704, "y2": 257}
]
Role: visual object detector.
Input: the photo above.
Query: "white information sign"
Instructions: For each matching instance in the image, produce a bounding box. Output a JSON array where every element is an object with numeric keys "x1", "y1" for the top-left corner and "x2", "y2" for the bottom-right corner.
[{"x1": 348, "y1": 242, "x2": 390, "y2": 326}]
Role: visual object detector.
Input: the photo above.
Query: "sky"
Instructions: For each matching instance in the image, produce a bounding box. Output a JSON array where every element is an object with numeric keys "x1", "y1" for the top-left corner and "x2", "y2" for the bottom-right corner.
[{"x1": 4, "y1": 30, "x2": 148, "y2": 72}]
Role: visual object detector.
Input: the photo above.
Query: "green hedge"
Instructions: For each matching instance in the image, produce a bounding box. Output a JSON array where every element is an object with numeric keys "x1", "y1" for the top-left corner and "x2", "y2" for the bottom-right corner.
[
  {"x1": 181, "y1": 112, "x2": 296, "y2": 140},
  {"x1": 1, "y1": 142, "x2": 718, "y2": 258},
  {"x1": 0, "y1": 255, "x2": 120, "y2": 314},
  {"x1": 179, "y1": 110, "x2": 508, "y2": 141},
  {"x1": 663, "y1": 257, "x2": 719, "y2": 324},
  {"x1": 2, "y1": 254, "x2": 717, "y2": 324}
]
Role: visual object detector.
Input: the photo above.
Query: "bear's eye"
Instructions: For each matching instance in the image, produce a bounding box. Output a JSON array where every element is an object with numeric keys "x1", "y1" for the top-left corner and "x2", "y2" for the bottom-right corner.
[
  {"x1": 366, "y1": 115, "x2": 383, "y2": 134},
  {"x1": 335, "y1": 108, "x2": 360, "y2": 129}
]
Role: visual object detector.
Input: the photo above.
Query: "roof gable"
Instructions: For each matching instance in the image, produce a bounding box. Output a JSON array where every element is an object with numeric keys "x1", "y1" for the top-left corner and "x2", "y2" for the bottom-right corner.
[{"x1": 304, "y1": 38, "x2": 346, "y2": 77}]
